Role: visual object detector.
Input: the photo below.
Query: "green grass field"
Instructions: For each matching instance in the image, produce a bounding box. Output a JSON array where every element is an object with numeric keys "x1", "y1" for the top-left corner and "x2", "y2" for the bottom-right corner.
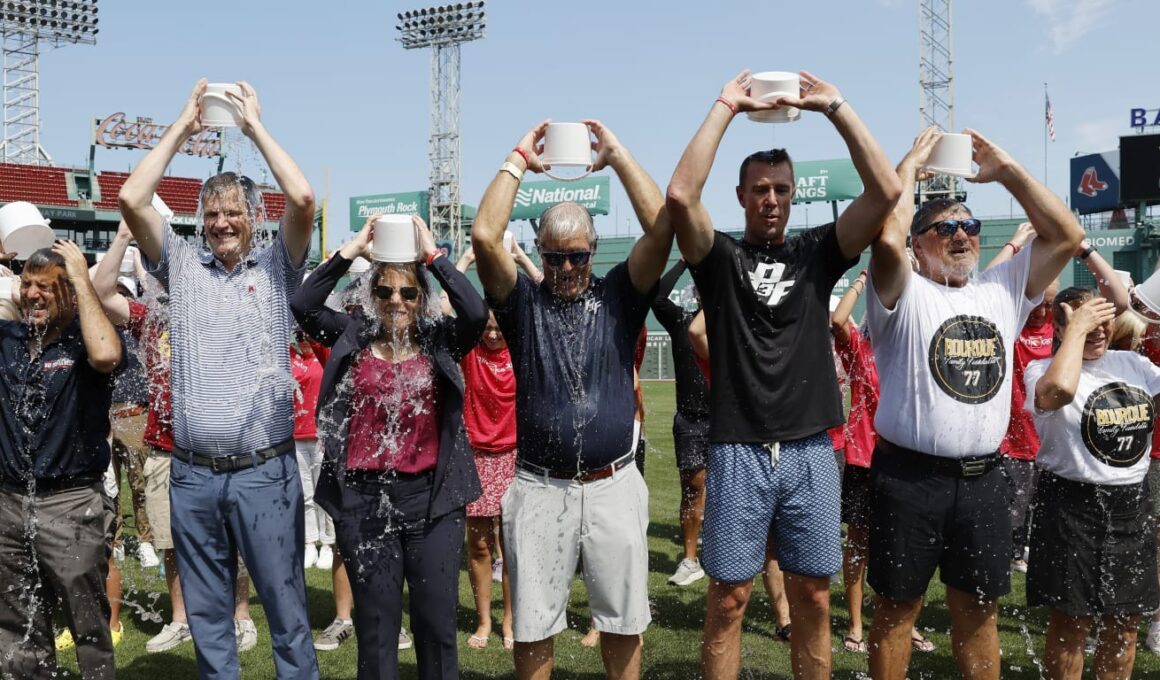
[{"x1": 58, "y1": 382, "x2": 1160, "y2": 678}]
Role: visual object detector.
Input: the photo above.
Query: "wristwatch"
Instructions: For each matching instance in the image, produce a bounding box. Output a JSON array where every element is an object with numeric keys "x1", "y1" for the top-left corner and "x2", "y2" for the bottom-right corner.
[{"x1": 1078, "y1": 244, "x2": 1097, "y2": 260}]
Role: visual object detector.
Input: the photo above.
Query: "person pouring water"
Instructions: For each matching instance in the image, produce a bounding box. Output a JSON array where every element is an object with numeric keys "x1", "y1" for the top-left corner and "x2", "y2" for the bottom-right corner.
[{"x1": 117, "y1": 80, "x2": 319, "y2": 680}]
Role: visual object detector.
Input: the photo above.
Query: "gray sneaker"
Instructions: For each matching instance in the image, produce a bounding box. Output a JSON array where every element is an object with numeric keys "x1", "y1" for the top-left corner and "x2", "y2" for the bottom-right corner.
[
  {"x1": 235, "y1": 618, "x2": 258, "y2": 653},
  {"x1": 668, "y1": 558, "x2": 706, "y2": 586},
  {"x1": 398, "y1": 628, "x2": 413, "y2": 650},
  {"x1": 145, "y1": 621, "x2": 192, "y2": 653},
  {"x1": 314, "y1": 618, "x2": 355, "y2": 651}
]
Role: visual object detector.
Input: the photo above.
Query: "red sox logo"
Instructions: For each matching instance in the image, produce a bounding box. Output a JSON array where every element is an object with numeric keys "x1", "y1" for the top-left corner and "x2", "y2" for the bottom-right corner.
[{"x1": 1077, "y1": 166, "x2": 1109, "y2": 198}]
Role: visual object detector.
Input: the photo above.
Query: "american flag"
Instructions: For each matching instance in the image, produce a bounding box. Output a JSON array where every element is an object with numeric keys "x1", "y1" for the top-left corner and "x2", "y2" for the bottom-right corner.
[{"x1": 1045, "y1": 91, "x2": 1056, "y2": 142}]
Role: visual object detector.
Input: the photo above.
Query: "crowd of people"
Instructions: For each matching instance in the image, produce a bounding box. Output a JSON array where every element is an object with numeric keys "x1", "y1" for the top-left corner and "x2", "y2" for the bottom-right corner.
[{"x1": 0, "y1": 68, "x2": 1158, "y2": 680}]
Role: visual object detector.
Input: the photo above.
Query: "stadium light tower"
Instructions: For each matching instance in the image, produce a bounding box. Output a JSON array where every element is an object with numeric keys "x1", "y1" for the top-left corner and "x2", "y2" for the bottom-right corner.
[
  {"x1": 0, "y1": 0, "x2": 98, "y2": 165},
  {"x1": 917, "y1": 0, "x2": 961, "y2": 201},
  {"x1": 396, "y1": 2, "x2": 485, "y2": 254}
]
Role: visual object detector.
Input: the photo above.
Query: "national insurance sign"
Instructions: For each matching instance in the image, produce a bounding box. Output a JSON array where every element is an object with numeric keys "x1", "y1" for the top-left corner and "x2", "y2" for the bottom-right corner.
[{"x1": 511, "y1": 176, "x2": 610, "y2": 221}]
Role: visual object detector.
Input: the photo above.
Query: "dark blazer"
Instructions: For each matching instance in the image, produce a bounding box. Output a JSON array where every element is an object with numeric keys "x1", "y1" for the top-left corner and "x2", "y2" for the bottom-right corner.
[{"x1": 290, "y1": 252, "x2": 486, "y2": 521}]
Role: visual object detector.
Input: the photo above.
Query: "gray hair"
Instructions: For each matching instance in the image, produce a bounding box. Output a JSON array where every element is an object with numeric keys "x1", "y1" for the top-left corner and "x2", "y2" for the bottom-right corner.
[{"x1": 538, "y1": 202, "x2": 596, "y2": 248}]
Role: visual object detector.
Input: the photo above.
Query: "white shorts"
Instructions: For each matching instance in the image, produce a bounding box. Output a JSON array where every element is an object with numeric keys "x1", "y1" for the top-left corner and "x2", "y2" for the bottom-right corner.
[{"x1": 501, "y1": 458, "x2": 651, "y2": 642}]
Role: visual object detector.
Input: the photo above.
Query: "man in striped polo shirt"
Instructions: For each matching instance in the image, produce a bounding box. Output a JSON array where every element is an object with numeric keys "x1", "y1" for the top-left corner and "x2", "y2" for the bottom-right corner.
[{"x1": 118, "y1": 80, "x2": 318, "y2": 679}]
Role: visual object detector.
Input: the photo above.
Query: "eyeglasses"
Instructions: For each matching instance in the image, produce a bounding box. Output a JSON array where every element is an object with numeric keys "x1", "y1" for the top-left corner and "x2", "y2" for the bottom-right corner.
[
  {"x1": 373, "y1": 285, "x2": 420, "y2": 301},
  {"x1": 540, "y1": 251, "x2": 593, "y2": 268},
  {"x1": 914, "y1": 218, "x2": 982, "y2": 237}
]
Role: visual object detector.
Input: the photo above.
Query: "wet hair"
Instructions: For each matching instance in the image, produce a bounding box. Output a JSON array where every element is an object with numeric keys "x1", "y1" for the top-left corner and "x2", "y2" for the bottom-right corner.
[
  {"x1": 373, "y1": 262, "x2": 432, "y2": 310},
  {"x1": 538, "y1": 202, "x2": 597, "y2": 249},
  {"x1": 910, "y1": 197, "x2": 973, "y2": 235},
  {"x1": 200, "y1": 172, "x2": 263, "y2": 217},
  {"x1": 738, "y1": 149, "x2": 793, "y2": 188},
  {"x1": 23, "y1": 247, "x2": 67, "y2": 275},
  {"x1": 1110, "y1": 310, "x2": 1147, "y2": 352}
]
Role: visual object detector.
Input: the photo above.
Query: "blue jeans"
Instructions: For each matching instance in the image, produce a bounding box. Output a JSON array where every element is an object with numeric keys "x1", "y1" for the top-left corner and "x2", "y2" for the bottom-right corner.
[{"x1": 170, "y1": 453, "x2": 318, "y2": 680}]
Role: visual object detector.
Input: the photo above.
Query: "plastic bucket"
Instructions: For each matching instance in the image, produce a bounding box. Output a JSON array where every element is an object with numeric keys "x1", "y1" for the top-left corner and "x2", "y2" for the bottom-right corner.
[
  {"x1": 924, "y1": 133, "x2": 975, "y2": 178},
  {"x1": 542, "y1": 123, "x2": 593, "y2": 181},
  {"x1": 748, "y1": 71, "x2": 801, "y2": 124},
  {"x1": 200, "y1": 83, "x2": 243, "y2": 128},
  {"x1": 372, "y1": 214, "x2": 418, "y2": 263},
  {"x1": 0, "y1": 201, "x2": 54, "y2": 259}
]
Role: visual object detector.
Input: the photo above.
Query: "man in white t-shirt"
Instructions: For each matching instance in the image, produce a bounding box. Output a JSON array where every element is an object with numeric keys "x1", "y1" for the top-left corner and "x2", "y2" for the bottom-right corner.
[{"x1": 863, "y1": 127, "x2": 1083, "y2": 680}]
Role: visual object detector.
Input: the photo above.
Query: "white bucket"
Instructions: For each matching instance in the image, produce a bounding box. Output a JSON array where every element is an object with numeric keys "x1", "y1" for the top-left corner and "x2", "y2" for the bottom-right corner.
[
  {"x1": 120, "y1": 247, "x2": 137, "y2": 274},
  {"x1": 748, "y1": 71, "x2": 801, "y2": 124},
  {"x1": 372, "y1": 214, "x2": 418, "y2": 263},
  {"x1": 151, "y1": 193, "x2": 174, "y2": 221},
  {"x1": 0, "y1": 201, "x2": 54, "y2": 260},
  {"x1": 924, "y1": 133, "x2": 975, "y2": 178},
  {"x1": 503, "y1": 231, "x2": 515, "y2": 252},
  {"x1": 348, "y1": 256, "x2": 372, "y2": 274},
  {"x1": 542, "y1": 123, "x2": 593, "y2": 181},
  {"x1": 1114, "y1": 269, "x2": 1134, "y2": 289},
  {"x1": 199, "y1": 83, "x2": 244, "y2": 128}
]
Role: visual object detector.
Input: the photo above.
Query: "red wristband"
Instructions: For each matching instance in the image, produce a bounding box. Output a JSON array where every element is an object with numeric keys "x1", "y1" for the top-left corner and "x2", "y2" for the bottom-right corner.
[
  {"x1": 511, "y1": 147, "x2": 530, "y2": 168},
  {"x1": 426, "y1": 251, "x2": 442, "y2": 267},
  {"x1": 715, "y1": 96, "x2": 737, "y2": 115},
  {"x1": 1004, "y1": 242, "x2": 1020, "y2": 255}
]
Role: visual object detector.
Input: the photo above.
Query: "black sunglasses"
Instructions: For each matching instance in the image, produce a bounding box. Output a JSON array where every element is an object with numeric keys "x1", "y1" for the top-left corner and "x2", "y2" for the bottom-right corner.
[
  {"x1": 540, "y1": 251, "x2": 593, "y2": 267},
  {"x1": 373, "y1": 285, "x2": 420, "y2": 301},
  {"x1": 914, "y1": 218, "x2": 982, "y2": 237}
]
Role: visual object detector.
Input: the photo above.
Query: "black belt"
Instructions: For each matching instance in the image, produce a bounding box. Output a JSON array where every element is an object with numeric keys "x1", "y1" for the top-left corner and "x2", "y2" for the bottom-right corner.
[
  {"x1": 516, "y1": 451, "x2": 635, "y2": 484},
  {"x1": 0, "y1": 474, "x2": 101, "y2": 494},
  {"x1": 877, "y1": 438, "x2": 1000, "y2": 478},
  {"x1": 172, "y1": 439, "x2": 294, "y2": 473}
]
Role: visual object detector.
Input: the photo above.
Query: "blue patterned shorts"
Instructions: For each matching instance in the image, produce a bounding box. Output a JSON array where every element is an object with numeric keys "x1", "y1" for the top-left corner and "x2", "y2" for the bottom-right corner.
[{"x1": 702, "y1": 433, "x2": 842, "y2": 581}]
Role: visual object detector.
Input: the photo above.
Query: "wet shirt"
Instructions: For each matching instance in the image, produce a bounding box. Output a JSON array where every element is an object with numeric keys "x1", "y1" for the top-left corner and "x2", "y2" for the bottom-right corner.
[
  {"x1": 346, "y1": 349, "x2": 441, "y2": 473},
  {"x1": 1002, "y1": 321, "x2": 1054, "y2": 461},
  {"x1": 490, "y1": 263, "x2": 650, "y2": 470},
  {"x1": 1024, "y1": 350, "x2": 1160, "y2": 485},
  {"x1": 461, "y1": 344, "x2": 517, "y2": 454},
  {"x1": 836, "y1": 325, "x2": 879, "y2": 468},
  {"x1": 867, "y1": 245, "x2": 1038, "y2": 458},
  {"x1": 651, "y1": 263, "x2": 709, "y2": 420},
  {"x1": 291, "y1": 345, "x2": 323, "y2": 440},
  {"x1": 111, "y1": 331, "x2": 148, "y2": 406},
  {"x1": 146, "y1": 227, "x2": 304, "y2": 455},
  {"x1": 689, "y1": 225, "x2": 856, "y2": 444},
  {"x1": 126, "y1": 299, "x2": 174, "y2": 452},
  {"x1": 0, "y1": 319, "x2": 116, "y2": 485}
]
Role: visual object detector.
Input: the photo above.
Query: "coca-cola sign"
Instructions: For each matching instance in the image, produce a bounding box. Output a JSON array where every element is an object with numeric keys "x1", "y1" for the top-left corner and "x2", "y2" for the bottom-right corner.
[{"x1": 93, "y1": 113, "x2": 222, "y2": 158}]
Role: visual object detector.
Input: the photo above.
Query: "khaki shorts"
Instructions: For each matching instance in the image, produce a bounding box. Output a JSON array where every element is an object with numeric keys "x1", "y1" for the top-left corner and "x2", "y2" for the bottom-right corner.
[
  {"x1": 501, "y1": 458, "x2": 651, "y2": 642},
  {"x1": 143, "y1": 451, "x2": 173, "y2": 550}
]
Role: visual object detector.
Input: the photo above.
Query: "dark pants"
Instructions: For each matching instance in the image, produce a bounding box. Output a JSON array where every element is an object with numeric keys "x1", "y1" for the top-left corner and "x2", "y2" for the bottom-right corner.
[
  {"x1": 333, "y1": 472, "x2": 464, "y2": 680},
  {"x1": 1002, "y1": 457, "x2": 1038, "y2": 559},
  {"x1": 170, "y1": 453, "x2": 318, "y2": 680},
  {"x1": 0, "y1": 483, "x2": 114, "y2": 680}
]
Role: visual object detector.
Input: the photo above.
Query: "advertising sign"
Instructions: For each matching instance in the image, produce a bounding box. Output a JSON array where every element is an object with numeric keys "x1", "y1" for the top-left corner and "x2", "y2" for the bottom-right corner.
[
  {"x1": 791, "y1": 159, "x2": 863, "y2": 204},
  {"x1": 511, "y1": 176, "x2": 610, "y2": 221},
  {"x1": 93, "y1": 113, "x2": 221, "y2": 159},
  {"x1": 1120, "y1": 134, "x2": 1160, "y2": 203},
  {"x1": 348, "y1": 191, "x2": 429, "y2": 229},
  {"x1": 1069, "y1": 151, "x2": 1120, "y2": 215}
]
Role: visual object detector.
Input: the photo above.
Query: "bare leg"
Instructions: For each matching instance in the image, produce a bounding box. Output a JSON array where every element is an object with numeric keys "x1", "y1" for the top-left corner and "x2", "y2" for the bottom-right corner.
[
  {"x1": 679, "y1": 468, "x2": 706, "y2": 561},
  {"x1": 466, "y1": 516, "x2": 495, "y2": 646},
  {"x1": 581, "y1": 620, "x2": 600, "y2": 647},
  {"x1": 946, "y1": 586, "x2": 1000, "y2": 680},
  {"x1": 761, "y1": 552, "x2": 791, "y2": 631},
  {"x1": 1044, "y1": 609, "x2": 1090, "y2": 680},
  {"x1": 234, "y1": 571, "x2": 250, "y2": 620},
  {"x1": 107, "y1": 556, "x2": 122, "y2": 632},
  {"x1": 600, "y1": 631, "x2": 643, "y2": 680},
  {"x1": 165, "y1": 549, "x2": 186, "y2": 624},
  {"x1": 332, "y1": 549, "x2": 352, "y2": 620},
  {"x1": 842, "y1": 523, "x2": 869, "y2": 645},
  {"x1": 701, "y1": 577, "x2": 754, "y2": 680},
  {"x1": 783, "y1": 572, "x2": 832, "y2": 680},
  {"x1": 514, "y1": 637, "x2": 554, "y2": 680},
  {"x1": 1094, "y1": 614, "x2": 1140, "y2": 680},
  {"x1": 500, "y1": 545, "x2": 513, "y2": 648},
  {"x1": 868, "y1": 594, "x2": 924, "y2": 680}
]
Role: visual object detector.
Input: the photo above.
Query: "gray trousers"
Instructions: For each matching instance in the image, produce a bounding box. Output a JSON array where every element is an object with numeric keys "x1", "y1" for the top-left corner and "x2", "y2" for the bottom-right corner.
[{"x1": 0, "y1": 483, "x2": 114, "y2": 680}]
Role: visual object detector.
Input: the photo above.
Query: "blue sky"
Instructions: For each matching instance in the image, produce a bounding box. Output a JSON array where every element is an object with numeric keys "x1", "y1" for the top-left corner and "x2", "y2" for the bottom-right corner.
[{"x1": 30, "y1": 0, "x2": 1153, "y2": 247}]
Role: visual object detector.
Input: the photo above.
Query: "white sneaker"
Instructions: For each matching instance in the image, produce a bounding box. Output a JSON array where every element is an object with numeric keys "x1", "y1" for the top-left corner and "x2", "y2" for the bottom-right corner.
[
  {"x1": 138, "y1": 541, "x2": 161, "y2": 569},
  {"x1": 304, "y1": 543, "x2": 318, "y2": 570},
  {"x1": 146, "y1": 621, "x2": 192, "y2": 653},
  {"x1": 398, "y1": 627, "x2": 413, "y2": 650},
  {"x1": 668, "y1": 558, "x2": 706, "y2": 586},
  {"x1": 235, "y1": 618, "x2": 258, "y2": 653},
  {"x1": 491, "y1": 558, "x2": 504, "y2": 583},
  {"x1": 316, "y1": 545, "x2": 334, "y2": 570},
  {"x1": 1146, "y1": 624, "x2": 1160, "y2": 655}
]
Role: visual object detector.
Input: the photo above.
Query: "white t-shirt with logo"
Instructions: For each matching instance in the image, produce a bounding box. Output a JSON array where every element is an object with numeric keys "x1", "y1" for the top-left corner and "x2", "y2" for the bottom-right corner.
[
  {"x1": 866, "y1": 246, "x2": 1039, "y2": 458},
  {"x1": 1024, "y1": 350, "x2": 1160, "y2": 485}
]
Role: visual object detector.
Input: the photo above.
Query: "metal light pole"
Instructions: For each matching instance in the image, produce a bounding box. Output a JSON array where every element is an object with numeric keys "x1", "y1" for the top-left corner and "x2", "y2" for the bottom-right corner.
[
  {"x1": 1, "y1": 0, "x2": 98, "y2": 165},
  {"x1": 917, "y1": 0, "x2": 961, "y2": 202},
  {"x1": 396, "y1": 2, "x2": 485, "y2": 256}
]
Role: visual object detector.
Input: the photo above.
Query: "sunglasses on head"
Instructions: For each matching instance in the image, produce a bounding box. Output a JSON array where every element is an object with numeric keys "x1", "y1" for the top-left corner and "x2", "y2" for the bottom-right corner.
[
  {"x1": 914, "y1": 218, "x2": 982, "y2": 237},
  {"x1": 373, "y1": 285, "x2": 420, "y2": 301},
  {"x1": 540, "y1": 251, "x2": 592, "y2": 268}
]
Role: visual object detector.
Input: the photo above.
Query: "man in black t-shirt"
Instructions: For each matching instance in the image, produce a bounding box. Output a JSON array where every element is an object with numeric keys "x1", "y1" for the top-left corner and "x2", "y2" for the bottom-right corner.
[
  {"x1": 665, "y1": 69, "x2": 901, "y2": 680},
  {"x1": 472, "y1": 119, "x2": 672, "y2": 680},
  {"x1": 0, "y1": 243, "x2": 123, "y2": 679}
]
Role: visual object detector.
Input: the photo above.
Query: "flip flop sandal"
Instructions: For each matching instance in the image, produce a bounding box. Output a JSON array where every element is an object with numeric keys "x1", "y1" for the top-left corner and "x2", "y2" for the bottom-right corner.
[
  {"x1": 843, "y1": 635, "x2": 868, "y2": 654},
  {"x1": 467, "y1": 634, "x2": 489, "y2": 649},
  {"x1": 911, "y1": 633, "x2": 936, "y2": 653}
]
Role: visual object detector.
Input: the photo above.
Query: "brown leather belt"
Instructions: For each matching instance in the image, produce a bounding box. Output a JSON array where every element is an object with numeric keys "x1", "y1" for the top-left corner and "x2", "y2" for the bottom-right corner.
[
  {"x1": 516, "y1": 451, "x2": 636, "y2": 484},
  {"x1": 111, "y1": 404, "x2": 148, "y2": 419}
]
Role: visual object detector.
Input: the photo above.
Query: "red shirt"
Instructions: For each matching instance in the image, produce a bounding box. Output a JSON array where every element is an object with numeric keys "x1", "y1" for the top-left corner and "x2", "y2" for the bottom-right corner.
[
  {"x1": 1001, "y1": 321, "x2": 1053, "y2": 461},
  {"x1": 127, "y1": 300, "x2": 174, "y2": 452},
  {"x1": 345, "y1": 349, "x2": 440, "y2": 473},
  {"x1": 836, "y1": 325, "x2": 879, "y2": 468},
  {"x1": 291, "y1": 344, "x2": 324, "y2": 440},
  {"x1": 1142, "y1": 338, "x2": 1160, "y2": 459},
  {"x1": 460, "y1": 344, "x2": 517, "y2": 454}
]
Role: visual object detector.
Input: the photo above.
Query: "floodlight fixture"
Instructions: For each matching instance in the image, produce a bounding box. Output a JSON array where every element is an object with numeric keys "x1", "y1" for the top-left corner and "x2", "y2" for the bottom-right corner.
[
  {"x1": 395, "y1": 0, "x2": 485, "y2": 49},
  {"x1": 1, "y1": 0, "x2": 99, "y2": 45}
]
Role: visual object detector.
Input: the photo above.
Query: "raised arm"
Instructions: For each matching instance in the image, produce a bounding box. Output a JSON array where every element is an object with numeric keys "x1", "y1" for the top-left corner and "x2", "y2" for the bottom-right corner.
[
  {"x1": 773, "y1": 71, "x2": 901, "y2": 259},
  {"x1": 118, "y1": 80, "x2": 207, "y2": 263},
  {"x1": 472, "y1": 121, "x2": 549, "y2": 304},
  {"x1": 651, "y1": 260, "x2": 687, "y2": 331},
  {"x1": 1076, "y1": 239, "x2": 1130, "y2": 313},
  {"x1": 230, "y1": 82, "x2": 315, "y2": 265},
  {"x1": 966, "y1": 128, "x2": 1083, "y2": 299},
  {"x1": 91, "y1": 220, "x2": 133, "y2": 325},
  {"x1": 55, "y1": 241, "x2": 121, "y2": 374},
  {"x1": 455, "y1": 246, "x2": 476, "y2": 273},
  {"x1": 870, "y1": 127, "x2": 941, "y2": 310},
  {"x1": 688, "y1": 309, "x2": 709, "y2": 361},
  {"x1": 585, "y1": 120, "x2": 672, "y2": 294},
  {"x1": 984, "y1": 222, "x2": 1036, "y2": 272},
  {"x1": 1034, "y1": 298, "x2": 1116, "y2": 410},
  {"x1": 666, "y1": 70, "x2": 778, "y2": 265},
  {"x1": 831, "y1": 270, "x2": 866, "y2": 345},
  {"x1": 512, "y1": 241, "x2": 543, "y2": 284},
  {"x1": 290, "y1": 219, "x2": 373, "y2": 345}
]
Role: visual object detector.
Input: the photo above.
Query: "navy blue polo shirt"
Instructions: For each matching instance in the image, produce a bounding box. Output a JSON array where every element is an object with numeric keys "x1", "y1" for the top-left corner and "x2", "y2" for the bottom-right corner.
[
  {"x1": 489, "y1": 263, "x2": 652, "y2": 470},
  {"x1": 0, "y1": 319, "x2": 118, "y2": 486}
]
